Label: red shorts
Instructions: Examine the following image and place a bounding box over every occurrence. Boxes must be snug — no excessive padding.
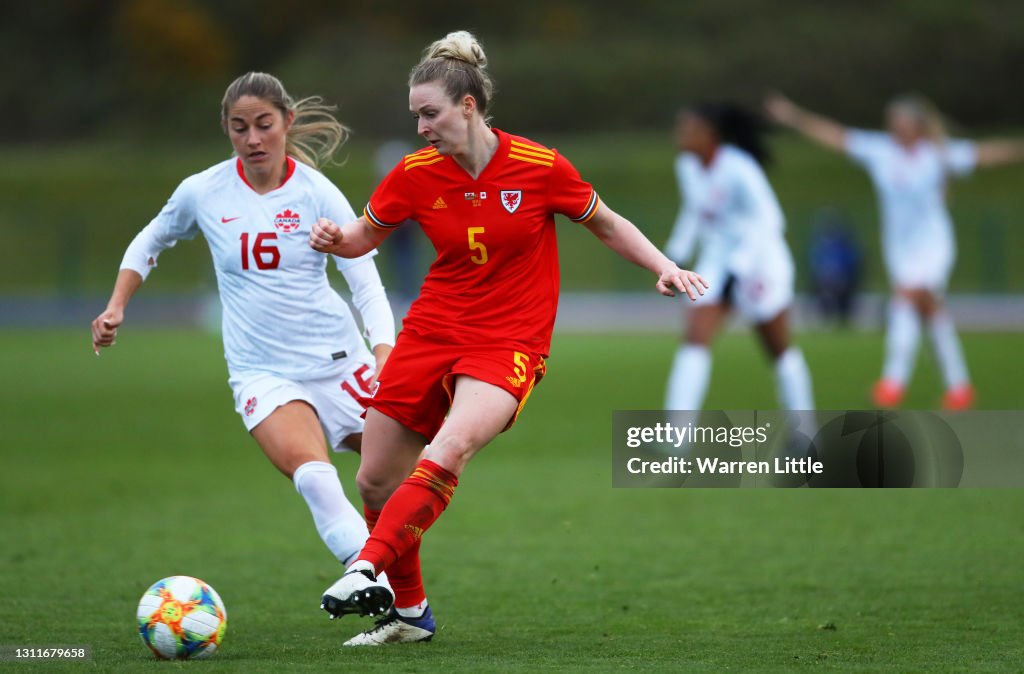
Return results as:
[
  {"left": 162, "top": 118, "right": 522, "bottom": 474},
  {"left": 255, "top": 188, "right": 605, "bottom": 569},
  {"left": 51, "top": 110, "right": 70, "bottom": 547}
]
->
[{"left": 368, "top": 330, "right": 547, "bottom": 440}]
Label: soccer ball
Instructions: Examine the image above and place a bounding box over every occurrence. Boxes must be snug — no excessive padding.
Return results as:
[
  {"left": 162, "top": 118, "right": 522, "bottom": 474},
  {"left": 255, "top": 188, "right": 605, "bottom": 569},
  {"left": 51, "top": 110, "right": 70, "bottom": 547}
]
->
[{"left": 136, "top": 576, "right": 227, "bottom": 659}]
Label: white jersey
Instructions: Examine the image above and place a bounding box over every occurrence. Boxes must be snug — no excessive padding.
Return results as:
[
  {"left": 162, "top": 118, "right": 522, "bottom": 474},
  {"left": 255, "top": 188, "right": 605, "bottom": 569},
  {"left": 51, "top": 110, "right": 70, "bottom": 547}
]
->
[
  {"left": 664, "top": 145, "right": 795, "bottom": 321},
  {"left": 121, "top": 157, "right": 393, "bottom": 380},
  {"left": 665, "top": 144, "right": 788, "bottom": 274},
  {"left": 845, "top": 130, "right": 976, "bottom": 287}
]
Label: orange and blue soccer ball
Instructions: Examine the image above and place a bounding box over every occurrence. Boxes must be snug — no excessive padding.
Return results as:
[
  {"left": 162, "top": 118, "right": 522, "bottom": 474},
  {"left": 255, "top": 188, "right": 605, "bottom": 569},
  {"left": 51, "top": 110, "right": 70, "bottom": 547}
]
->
[{"left": 137, "top": 576, "right": 227, "bottom": 659}]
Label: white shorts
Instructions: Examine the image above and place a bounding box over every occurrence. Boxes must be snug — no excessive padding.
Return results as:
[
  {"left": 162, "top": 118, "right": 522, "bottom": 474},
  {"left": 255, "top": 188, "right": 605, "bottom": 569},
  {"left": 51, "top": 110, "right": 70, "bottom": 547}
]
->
[
  {"left": 229, "top": 358, "right": 376, "bottom": 452},
  {"left": 693, "top": 243, "right": 795, "bottom": 323},
  {"left": 884, "top": 243, "right": 954, "bottom": 292}
]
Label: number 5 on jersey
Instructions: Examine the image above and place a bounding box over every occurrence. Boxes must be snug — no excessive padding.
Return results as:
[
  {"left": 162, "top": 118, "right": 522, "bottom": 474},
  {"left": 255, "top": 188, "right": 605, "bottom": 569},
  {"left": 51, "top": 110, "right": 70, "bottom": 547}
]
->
[
  {"left": 240, "top": 232, "right": 280, "bottom": 270},
  {"left": 467, "top": 227, "right": 488, "bottom": 265}
]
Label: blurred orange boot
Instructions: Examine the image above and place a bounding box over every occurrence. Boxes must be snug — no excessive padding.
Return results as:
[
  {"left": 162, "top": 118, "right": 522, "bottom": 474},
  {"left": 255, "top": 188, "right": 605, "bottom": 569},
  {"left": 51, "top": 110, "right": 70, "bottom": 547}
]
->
[
  {"left": 872, "top": 379, "right": 904, "bottom": 408},
  {"left": 942, "top": 385, "right": 975, "bottom": 411}
]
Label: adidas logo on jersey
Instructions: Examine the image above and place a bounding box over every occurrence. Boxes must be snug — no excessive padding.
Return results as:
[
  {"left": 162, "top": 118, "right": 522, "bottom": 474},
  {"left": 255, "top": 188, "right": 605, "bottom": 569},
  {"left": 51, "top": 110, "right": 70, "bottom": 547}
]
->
[{"left": 432, "top": 197, "right": 447, "bottom": 209}]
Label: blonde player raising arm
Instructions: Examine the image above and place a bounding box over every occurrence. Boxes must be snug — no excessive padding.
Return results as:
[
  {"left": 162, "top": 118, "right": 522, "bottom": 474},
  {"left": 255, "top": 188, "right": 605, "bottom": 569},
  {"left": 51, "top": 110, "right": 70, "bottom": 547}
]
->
[
  {"left": 767, "top": 93, "right": 1024, "bottom": 409},
  {"left": 91, "top": 73, "right": 396, "bottom": 581}
]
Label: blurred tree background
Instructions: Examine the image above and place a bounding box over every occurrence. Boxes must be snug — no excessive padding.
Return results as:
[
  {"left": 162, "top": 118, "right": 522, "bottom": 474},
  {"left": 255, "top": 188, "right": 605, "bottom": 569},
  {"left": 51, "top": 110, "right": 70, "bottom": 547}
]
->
[
  {"left": 6, "top": 0, "right": 1024, "bottom": 142},
  {"left": 2, "top": 1, "right": 1023, "bottom": 299}
]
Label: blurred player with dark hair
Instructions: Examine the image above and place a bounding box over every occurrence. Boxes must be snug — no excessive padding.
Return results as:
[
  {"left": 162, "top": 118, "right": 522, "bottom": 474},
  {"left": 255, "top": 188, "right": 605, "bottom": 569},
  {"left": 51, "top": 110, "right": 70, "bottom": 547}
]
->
[
  {"left": 664, "top": 103, "right": 814, "bottom": 414},
  {"left": 310, "top": 30, "right": 707, "bottom": 645},
  {"left": 767, "top": 93, "right": 1024, "bottom": 409}
]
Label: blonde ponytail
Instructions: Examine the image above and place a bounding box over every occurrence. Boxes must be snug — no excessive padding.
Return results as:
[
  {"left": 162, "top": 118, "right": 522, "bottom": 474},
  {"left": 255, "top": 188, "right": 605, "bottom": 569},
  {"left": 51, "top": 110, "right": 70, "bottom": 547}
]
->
[
  {"left": 221, "top": 72, "right": 349, "bottom": 169},
  {"left": 286, "top": 96, "right": 349, "bottom": 169}
]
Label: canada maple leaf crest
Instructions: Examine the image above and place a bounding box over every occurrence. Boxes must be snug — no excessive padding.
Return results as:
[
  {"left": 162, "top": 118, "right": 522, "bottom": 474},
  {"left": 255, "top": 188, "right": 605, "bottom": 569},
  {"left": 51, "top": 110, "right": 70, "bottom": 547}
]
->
[{"left": 274, "top": 209, "right": 301, "bottom": 233}]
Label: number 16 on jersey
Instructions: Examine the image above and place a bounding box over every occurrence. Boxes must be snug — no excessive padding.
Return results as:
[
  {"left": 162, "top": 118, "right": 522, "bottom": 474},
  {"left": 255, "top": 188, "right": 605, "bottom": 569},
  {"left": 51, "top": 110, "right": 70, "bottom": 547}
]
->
[{"left": 240, "top": 232, "right": 281, "bottom": 270}]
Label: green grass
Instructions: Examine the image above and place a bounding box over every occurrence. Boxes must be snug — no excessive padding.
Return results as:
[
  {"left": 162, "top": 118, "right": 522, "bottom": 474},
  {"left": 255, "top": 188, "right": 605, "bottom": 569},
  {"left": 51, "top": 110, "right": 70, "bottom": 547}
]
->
[
  {"left": 3, "top": 132, "right": 1024, "bottom": 295},
  {"left": 1, "top": 329, "right": 1022, "bottom": 671}
]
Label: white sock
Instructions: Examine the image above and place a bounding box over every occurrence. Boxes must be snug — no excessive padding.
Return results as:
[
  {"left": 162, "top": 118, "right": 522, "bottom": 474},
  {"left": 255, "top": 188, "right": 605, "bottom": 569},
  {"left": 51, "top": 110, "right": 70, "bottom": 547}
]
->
[
  {"left": 775, "top": 347, "right": 814, "bottom": 410},
  {"left": 346, "top": 559, "right": 375, "bottom": 576},
  {"left": 881, "top": 298, "right": 920, "bottom": 385},
  {"left": 666, "top": 344, "right": 711, "bottom": 410},
  {"left": 396, "top": 599, "right": 429, "bottom": 618},
  {"left": 928, "top": 309, "right": 969, "bottom": 389},
  {"left": 293, "top": 461, "right": 369, "bottom": 567}
]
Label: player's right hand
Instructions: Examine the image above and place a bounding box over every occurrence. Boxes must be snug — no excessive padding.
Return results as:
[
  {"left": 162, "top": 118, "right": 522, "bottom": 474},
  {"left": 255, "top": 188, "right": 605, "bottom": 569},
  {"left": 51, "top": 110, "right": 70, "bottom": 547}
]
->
[
  {"left": 310, "top": 217, "right": 343, "bottom": 254},
  {"left": 91, "top": 308, "right": 124, "bottom": 355}
]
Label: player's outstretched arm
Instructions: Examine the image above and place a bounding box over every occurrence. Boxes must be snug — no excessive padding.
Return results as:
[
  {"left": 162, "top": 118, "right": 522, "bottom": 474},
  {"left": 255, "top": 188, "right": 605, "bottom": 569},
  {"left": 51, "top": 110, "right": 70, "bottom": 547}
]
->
[
  {"left": 91, "top": 269, "right": 144, "bottom": 355},
  {"left": 583, "top": 202, "right": 707, "bottom": 300},
  {"left": 765, "top": 93, "right": 848, "bottom": 152},
  {"left": 310, "top": 215, "right": 389, "bottom": 258},
  {"left": 974, "top": 139, "right": 1024, "bottom": 168}
]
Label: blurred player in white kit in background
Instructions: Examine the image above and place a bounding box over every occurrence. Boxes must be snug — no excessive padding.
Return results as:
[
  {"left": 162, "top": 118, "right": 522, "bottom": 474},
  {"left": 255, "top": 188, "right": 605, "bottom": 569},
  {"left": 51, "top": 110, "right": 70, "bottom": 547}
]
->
[{"left": 767, "top": 93, "right": 1024, "bottom": 409}]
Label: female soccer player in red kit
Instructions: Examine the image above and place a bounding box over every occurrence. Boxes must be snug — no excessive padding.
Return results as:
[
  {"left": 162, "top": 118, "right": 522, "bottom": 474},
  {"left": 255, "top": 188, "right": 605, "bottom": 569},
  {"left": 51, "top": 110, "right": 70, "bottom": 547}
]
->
[{"left": 310, "top": 31, "right": 707, "bottom": 645}]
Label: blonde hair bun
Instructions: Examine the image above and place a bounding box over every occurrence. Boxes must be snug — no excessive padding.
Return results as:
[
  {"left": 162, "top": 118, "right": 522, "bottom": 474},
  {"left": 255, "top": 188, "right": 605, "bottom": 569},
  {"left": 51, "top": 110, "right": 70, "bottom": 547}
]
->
[
  {"left": 425, "top": 30, "right": 487, "bottom": 68},
  {"left": 410, "top": 31, "right": 495, "bottom": 118}
]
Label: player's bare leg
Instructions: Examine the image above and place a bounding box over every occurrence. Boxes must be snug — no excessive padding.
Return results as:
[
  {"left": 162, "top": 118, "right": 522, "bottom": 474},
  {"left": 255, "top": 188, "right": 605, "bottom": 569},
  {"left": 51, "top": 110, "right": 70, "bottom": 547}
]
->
[
  {"left": 251, "top": 401, "right": 377, "bottom": 574},
  {"left": 323, "top": 410, "right": 427, "bottom": 628},
  {"left": 875, "top": 288, "right": 922, "bottom": 407},
  {"left": 903, "top": 288, "right": 974, "bottom": 409},
  {"left": 754, "top": 309, "right": 814, "bottom": 411},
  {"left": 755, "top": 309, "right": 815, "bottom": 448},
  {"left": 251, "top": 401, "right": 330, "bottom": 477},
  {"left": 876, "top": 286, "right": 972, "bottom": 409},
  {"left": 343, "top": 433, "right": 362, "bottom": 454},
  {"left": 326, "top": 378, "right": 518, "bottom": 641},
  {"left": 339, "top": 410, "right": 436, "bottom": 639},
  {"left": 355, "top": 409, "right": 426, "bottom": 509},
  {"left": 422, "top": 376, "right": 519, "bottom": 473}
]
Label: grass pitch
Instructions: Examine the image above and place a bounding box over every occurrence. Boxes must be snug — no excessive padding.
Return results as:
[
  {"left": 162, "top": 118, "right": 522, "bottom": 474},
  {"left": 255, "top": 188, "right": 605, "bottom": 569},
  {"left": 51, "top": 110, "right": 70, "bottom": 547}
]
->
[{"left": 1, "top": 328, "right": 1022, "bottom": 671}]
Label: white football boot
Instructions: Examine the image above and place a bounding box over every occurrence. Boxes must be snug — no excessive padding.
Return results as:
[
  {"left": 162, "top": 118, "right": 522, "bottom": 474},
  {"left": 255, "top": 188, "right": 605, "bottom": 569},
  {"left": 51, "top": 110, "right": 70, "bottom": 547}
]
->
[
  {"left": 321, "top": 564, "right": 394, "bottom": 618},
  {"left": 344, "top": 606, "right": 436, "bottom": 646}
]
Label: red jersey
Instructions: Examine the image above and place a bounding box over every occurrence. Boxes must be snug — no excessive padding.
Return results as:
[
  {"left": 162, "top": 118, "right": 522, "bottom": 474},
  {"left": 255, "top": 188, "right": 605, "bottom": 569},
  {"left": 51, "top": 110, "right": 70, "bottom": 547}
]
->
[{"left": 365, "top": 129, "right": 599, "bottom": 356}]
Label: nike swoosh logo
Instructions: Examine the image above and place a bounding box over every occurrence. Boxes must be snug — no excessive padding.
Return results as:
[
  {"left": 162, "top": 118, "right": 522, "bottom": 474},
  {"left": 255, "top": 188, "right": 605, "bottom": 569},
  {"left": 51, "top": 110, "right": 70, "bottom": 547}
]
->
[{"left": 221, "top": 216, "right": 241, "bottom": 223}]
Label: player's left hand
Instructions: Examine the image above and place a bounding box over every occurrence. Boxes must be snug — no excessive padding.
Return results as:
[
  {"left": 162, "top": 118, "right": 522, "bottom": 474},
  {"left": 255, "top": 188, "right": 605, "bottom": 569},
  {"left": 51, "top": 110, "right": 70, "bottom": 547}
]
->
[
  {"left": 310, "top": 217, "right": 343, "bottom": 254},
  {"left": 656, "top": 267, "right": 708, "bottom": 300}
]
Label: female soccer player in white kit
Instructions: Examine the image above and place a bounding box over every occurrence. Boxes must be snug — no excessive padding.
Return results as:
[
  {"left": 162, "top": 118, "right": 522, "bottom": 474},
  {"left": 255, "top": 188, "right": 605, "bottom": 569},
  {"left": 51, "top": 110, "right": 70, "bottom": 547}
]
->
[
  {"left": 664, "top": 104, "right": 814, "bottom": 413},
  {"left": 91, "top": 72, "right": 396, "bottom": 573},
  {"left": 767, "top": 93, "right": 1024, "bottom": 409}
]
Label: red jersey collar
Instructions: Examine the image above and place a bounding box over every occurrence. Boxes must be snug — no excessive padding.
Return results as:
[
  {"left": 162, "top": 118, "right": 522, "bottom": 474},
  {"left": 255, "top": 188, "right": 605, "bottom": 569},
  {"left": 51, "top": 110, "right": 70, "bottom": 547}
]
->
[{"left": 236, "top": 156, "right": 296, "bottom": 193}]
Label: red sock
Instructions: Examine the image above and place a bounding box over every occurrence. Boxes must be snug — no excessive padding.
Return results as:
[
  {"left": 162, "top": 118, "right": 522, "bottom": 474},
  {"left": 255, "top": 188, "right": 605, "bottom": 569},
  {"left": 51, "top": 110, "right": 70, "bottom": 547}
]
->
[
  {"left": 364, "top": 505, "right": 426, "bottom": 608},
  {"left": 363, "top": 505, "right": 380, "bottom": 532},
  {"left": 358, "top": 459, "right": 458, "bottom": 575}
]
